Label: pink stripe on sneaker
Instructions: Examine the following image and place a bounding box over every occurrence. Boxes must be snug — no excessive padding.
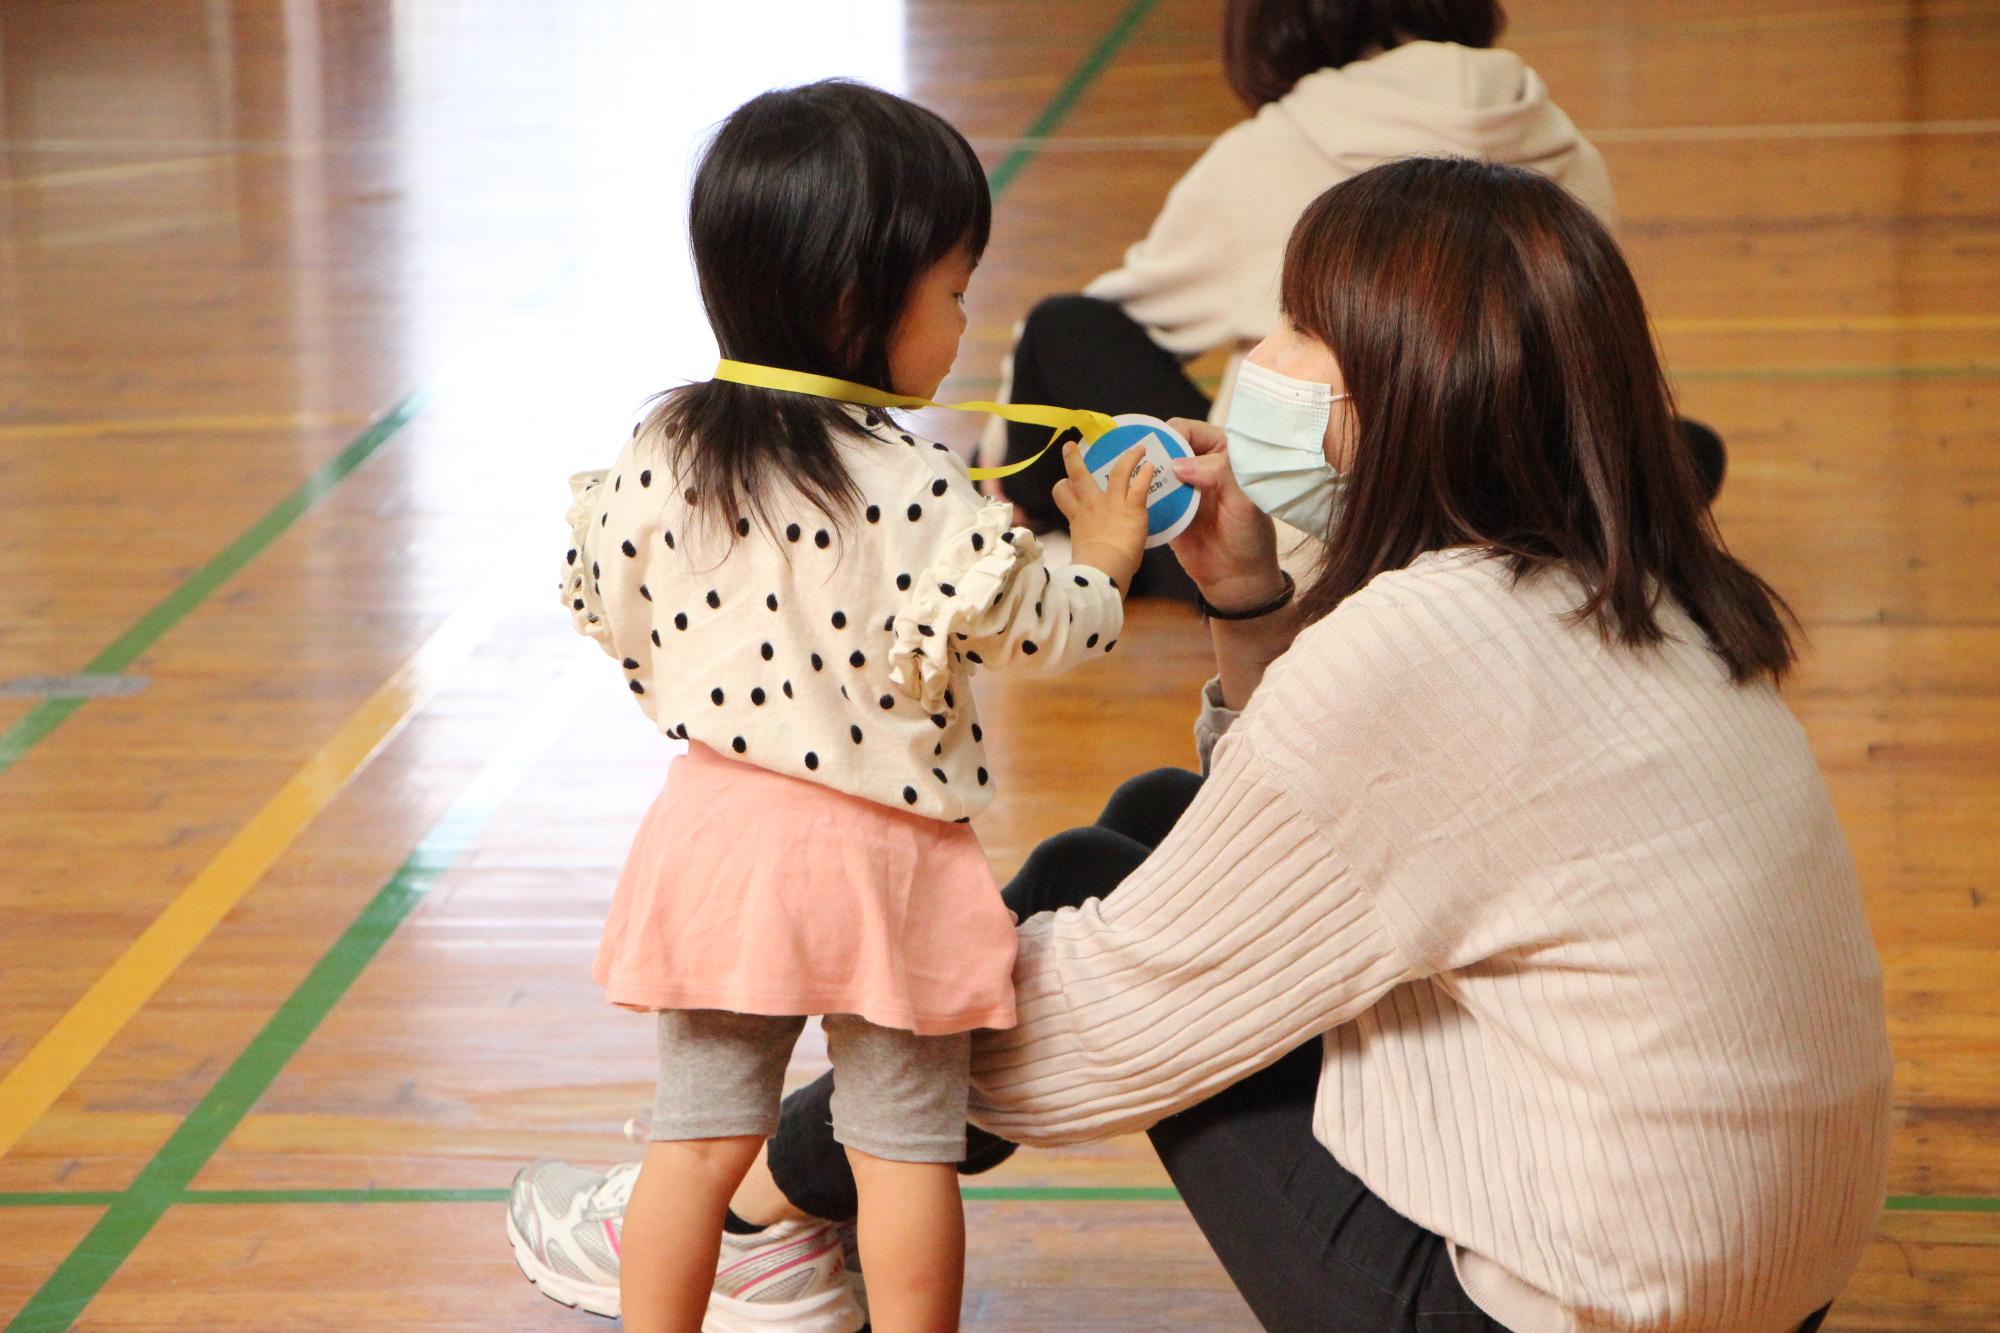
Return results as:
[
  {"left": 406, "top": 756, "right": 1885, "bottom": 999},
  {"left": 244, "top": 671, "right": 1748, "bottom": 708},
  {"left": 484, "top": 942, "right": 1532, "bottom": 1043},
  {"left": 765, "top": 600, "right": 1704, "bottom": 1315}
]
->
[
  {"left": 721, "top": 1239, "right": 837, "bottom": 1299},
  {"left": 604, "top": 1218, "right": 621, "bottom": 1257}
]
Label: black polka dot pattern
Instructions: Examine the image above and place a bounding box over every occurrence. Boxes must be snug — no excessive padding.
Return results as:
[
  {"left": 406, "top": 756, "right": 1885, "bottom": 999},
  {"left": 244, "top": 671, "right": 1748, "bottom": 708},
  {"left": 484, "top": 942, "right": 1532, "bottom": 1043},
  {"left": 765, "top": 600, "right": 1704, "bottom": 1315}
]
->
[
  {"left": 815, "top": 529, "right": 831, "bottom": 549},
  {"left": 849, "top": 650, "right": 866, "bottom": 668},
  {"left": 902, "top": 786, "right": 918, "bottom": 805},
  {"left": 732, "top": 736, "right": 747, "bottom": 754},
  {"left": 831, "top": 611, "right": 847, "bottom": 629},
  {"left": 751, "top": 687, "right": 766, "bottom": 705},
  {"left": 675, "top": 613, "right": 688, "bottom": 631},
  {"left": 766, "top": 593, "right": 779, "bottom": 611},
  {"left": 907, "top": 503, "right": 923, "bottom": 521},
  {"left": 786, "top": 523, "right": 802, "bottom": 542},
  {"left": 711, "top": 687, "right": 725, "bottom": 705},
  {"left": 761, "top": 642, "right": 774, "bottom": 661},
  {"left": 621, "top": 540, "right": 637, "bottom": 557},
  {"left": 879, "top": 694, "right": 895, "bottom": 710},
  {"left": 706, "top": 590, "right": 721, "bottom": 609},
  {"left": 737, "top": 517, "right": 751, "bottom": 537},
  {"left": 640, "top": 469, "right": 652, "bottom": 487},
  {"left": 850, "top": 724, "right": 864, "bottom": 744},
  {"left": 896, "top": 573, "right": 911, "bottom": 592},
  {"left": 866, "top": 504, "right": 881, "bottom": 523},
  {"left": 805, "top": 751, "right": 819, "bottom": 770},
  {"left": 930, "top": 479, "right": 948, "bottom": 497}
]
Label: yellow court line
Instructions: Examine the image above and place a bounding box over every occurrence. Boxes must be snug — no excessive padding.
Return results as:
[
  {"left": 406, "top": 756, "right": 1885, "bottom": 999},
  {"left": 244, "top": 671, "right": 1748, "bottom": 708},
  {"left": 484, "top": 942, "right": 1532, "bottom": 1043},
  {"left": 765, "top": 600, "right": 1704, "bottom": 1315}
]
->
[
  {"left": 0, "top": 587, "right": 507, "bottom": 1159},
  {"left": 0, "top": 413, "right": 373, "bottom": 441}
]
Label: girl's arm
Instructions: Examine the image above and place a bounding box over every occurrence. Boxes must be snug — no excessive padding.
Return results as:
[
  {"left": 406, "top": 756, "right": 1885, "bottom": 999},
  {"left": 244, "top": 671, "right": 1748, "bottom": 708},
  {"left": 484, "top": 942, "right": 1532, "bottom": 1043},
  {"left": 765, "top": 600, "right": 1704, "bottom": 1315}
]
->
[{"left": 890, "top": 446, "right": 1149, "bottom": 710}]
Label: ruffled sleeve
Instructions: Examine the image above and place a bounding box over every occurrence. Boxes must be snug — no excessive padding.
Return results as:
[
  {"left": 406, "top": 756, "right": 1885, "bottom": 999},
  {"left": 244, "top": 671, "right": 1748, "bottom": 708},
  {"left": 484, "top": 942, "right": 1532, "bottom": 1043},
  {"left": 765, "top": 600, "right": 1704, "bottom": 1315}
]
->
[
  {"left": 888, "top": 499, "right": 1125, "bottom": 713},
  {"left": 559, "top": 469, "right": 617, "bottom": 656}
]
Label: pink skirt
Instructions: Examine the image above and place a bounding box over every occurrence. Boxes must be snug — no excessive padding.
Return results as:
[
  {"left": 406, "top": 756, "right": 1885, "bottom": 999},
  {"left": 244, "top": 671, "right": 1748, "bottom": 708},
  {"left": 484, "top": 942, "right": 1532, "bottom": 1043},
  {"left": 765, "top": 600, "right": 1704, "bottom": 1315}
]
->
[{"left": 594, "top": 742, "right": 1018, "bottom": 1034}]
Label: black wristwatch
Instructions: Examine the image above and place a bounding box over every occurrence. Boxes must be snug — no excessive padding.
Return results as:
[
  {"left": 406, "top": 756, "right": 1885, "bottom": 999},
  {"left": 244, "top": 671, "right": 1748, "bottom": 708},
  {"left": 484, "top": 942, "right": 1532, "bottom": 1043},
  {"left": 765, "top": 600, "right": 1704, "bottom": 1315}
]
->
[{"left": 1196, "top": 570, "right": 1296, "bottom": 621}]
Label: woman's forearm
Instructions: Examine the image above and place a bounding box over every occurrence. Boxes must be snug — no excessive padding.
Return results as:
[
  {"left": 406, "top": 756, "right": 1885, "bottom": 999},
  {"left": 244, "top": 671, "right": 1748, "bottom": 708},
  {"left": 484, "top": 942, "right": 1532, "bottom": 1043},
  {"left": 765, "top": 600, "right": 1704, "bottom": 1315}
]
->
[{"left": 1209, "top": 584, "right": 1306, "bottom": 709}]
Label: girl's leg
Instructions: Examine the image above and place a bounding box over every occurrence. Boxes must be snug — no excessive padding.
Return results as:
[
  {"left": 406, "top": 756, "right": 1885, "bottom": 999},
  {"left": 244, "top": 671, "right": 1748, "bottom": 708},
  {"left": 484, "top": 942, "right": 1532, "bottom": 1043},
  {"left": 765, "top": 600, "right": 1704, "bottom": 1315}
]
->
[
  {"left": 823, "top": 1016, "right": 973, "bottom": 1331},
  {"left": 622, "top": 1135, "right": 765, "bottom": 1332},
  {"left": 629, "top": 1010, "right": 807, "bottom": 1330},
  {"left": 845, "top": 1150, "right": 964, "bottom": 1332}
]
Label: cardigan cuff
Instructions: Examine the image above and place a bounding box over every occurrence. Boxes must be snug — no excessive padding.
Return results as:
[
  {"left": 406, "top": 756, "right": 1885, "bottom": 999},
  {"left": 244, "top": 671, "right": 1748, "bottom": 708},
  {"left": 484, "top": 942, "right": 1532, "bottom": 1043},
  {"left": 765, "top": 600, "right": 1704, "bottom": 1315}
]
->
[{"left": 1193, "top": 675, "right": 1240, "bottom": 776}]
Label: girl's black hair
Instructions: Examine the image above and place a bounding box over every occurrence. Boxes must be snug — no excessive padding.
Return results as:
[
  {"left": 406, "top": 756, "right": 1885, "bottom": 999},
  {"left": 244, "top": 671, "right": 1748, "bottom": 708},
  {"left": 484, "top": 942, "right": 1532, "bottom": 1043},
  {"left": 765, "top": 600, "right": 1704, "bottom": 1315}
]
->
[{"left": 646, "top": 80, "right": 991, "bottom": 537}]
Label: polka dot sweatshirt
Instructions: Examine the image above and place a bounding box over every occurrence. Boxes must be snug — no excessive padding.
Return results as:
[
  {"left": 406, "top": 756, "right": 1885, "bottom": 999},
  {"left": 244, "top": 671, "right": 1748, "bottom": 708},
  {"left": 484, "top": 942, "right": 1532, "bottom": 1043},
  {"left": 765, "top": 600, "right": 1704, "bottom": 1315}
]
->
[{"left": 560, "top": 405, "right": 1125, "bottom": 822}]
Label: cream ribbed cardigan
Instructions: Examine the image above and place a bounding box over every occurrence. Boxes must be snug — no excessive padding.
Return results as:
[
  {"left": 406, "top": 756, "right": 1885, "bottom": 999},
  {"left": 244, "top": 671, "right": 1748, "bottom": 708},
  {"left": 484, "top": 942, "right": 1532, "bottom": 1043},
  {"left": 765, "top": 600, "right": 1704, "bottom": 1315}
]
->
[{"left": 968, "top": 550, "right": 1891, "bottom": 1333}]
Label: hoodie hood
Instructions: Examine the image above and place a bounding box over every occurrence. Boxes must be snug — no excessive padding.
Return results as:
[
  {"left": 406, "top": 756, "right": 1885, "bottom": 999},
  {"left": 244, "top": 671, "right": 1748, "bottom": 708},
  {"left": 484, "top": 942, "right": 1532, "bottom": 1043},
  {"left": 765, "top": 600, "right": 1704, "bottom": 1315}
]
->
[{"left": 1274, "top": 42, "right": 1609, "bottom": 219}]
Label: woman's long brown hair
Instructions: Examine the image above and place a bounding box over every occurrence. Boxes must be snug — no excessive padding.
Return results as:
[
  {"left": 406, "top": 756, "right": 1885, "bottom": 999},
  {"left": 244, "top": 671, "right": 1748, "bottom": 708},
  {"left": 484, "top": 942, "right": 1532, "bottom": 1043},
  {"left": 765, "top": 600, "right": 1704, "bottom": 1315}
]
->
[{"left": 1285, "top": 157, "right": 1796, "bottom": 683}]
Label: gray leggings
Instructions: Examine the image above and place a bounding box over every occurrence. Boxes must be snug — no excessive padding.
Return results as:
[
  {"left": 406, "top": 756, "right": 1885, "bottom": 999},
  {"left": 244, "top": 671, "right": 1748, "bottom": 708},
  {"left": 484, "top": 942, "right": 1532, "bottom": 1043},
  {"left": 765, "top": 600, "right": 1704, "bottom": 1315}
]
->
[{"left": 651, "top": 1010, "right": 970, "bottom": 1164}]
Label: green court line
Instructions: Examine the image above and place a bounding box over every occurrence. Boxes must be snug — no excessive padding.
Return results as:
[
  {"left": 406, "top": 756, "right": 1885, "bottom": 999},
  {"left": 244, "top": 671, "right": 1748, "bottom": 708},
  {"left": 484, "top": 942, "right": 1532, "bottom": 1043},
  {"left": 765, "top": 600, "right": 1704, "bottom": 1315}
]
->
[
  {"left": 3, "top": 17, "right": 1155, "bottom": 1330},
  {"left": 986, "top": 0, "right": 1157, "bottom": 197},
  {"left": 4, "top": 708, "right": 558, "bottom": 1332},
  {"left": 0, "top": 390, "right": 428, "bottom": 779}
]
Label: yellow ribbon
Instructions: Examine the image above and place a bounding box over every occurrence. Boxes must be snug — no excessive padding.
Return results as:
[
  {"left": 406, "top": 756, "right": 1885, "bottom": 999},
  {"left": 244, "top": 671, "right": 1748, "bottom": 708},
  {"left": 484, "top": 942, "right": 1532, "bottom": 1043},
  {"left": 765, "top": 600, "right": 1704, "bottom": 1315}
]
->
[{"left": 713, "top": 360, "right": 1117, "bottom": 481}]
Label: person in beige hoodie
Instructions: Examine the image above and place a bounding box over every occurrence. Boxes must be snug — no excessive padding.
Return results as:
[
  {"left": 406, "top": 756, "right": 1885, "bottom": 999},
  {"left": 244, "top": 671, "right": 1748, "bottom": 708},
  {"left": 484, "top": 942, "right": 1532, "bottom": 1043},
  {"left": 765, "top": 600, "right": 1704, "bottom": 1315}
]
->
[{"left": 982, "top": 0, "right": 1718, "bottom": 598}]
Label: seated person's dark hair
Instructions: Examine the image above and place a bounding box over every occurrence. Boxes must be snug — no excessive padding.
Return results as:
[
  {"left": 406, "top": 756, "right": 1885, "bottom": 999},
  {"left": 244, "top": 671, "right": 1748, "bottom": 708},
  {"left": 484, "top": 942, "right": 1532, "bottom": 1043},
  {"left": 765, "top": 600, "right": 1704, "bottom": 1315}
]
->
[{"left": 1223, "top": 0, "right": 1506, "bottom": 108}]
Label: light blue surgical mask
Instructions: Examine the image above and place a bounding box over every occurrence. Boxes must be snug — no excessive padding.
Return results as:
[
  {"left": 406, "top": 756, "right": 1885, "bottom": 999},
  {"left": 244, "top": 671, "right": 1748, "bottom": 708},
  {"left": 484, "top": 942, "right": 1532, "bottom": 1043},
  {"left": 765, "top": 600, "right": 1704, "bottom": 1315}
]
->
[{"left": 1224, "top": 359, "right": 1353, "bottom": 536}]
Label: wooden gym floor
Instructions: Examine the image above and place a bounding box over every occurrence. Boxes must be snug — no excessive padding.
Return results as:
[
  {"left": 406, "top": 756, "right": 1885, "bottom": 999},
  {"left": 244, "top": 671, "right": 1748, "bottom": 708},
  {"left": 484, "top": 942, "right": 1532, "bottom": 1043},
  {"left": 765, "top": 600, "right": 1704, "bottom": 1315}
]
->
[{"left": 0, "top": 1, "right": 1995, "bottom": 1328}]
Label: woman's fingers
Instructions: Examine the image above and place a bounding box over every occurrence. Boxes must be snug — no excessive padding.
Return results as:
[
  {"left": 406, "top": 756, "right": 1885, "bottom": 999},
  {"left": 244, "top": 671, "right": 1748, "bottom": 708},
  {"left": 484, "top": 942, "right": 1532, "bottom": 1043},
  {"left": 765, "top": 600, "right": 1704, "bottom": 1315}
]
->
[
  {"left": 1168, "top": 418, "right": 1226, "bottom": 456},
  {"left": 1171, "top": 450, "right": 1229, "bottom": 491}
]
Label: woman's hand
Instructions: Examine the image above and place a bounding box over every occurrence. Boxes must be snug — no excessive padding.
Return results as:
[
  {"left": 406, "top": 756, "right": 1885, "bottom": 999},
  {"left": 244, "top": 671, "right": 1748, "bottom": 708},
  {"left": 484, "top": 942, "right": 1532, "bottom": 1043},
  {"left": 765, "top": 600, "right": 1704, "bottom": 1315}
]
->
[
  {"left": 1054, "top": 440, "right": 1150, "bottom": 590},
  {"left": 1164, "top": 418, "right": 1284, "bottom": 610}
]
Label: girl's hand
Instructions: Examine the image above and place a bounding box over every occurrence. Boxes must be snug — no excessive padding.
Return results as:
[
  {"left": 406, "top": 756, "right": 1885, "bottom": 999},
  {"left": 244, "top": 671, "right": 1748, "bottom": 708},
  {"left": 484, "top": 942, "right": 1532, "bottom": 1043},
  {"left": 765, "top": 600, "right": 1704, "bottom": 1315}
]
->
[
  {"left": 1053, "top": 439, "right": 1150, "bottom": 590},
  {"left": 1164, "top": 418, "right": 1285, "bottom": 610}
]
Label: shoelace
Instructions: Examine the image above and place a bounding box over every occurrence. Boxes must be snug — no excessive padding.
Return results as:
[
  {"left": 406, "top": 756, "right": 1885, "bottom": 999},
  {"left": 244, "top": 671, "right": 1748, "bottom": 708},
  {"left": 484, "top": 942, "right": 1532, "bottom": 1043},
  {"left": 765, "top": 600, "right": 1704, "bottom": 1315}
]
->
[{"left": 590, "top": 1160, "right": 641, "bottom": 1211}]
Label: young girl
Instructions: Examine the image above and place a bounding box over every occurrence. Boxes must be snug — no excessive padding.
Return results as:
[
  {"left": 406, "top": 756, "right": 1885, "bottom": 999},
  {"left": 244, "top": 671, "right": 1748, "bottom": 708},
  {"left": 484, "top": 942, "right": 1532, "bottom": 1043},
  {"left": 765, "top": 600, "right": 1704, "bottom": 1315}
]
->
[{"left": 558, "top": 81, "right": 1154, "bottom": 1333}]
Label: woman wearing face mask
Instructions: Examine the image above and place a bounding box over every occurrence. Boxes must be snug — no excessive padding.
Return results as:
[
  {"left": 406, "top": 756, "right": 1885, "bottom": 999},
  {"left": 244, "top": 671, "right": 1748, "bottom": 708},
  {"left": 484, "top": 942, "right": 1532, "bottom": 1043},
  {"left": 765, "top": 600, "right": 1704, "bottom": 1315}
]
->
[{"left": 512, "top": 158, "right": 1887, "bottom": 1333}]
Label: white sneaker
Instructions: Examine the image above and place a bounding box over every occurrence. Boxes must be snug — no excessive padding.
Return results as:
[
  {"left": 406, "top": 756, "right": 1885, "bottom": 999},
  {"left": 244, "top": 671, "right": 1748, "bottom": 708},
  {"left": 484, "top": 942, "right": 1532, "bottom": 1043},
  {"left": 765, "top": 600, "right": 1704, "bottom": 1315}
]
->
[
  {"left": 507, "top": 1158, "right": 633, "bottom": 1318},
  {"left": 506, "top": 1157, "right": 866, "bottom": 1332}
]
